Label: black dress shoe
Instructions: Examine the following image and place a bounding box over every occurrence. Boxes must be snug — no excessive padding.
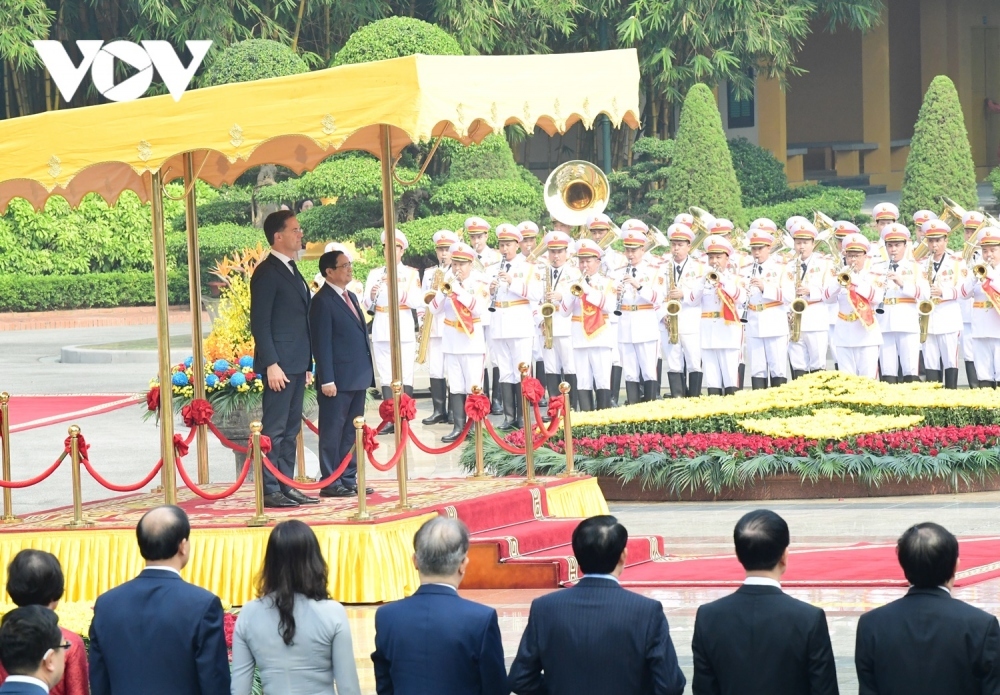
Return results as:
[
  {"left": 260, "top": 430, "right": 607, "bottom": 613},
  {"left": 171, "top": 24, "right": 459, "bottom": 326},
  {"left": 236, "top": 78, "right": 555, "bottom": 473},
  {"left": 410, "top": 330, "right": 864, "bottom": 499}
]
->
[
  {"left": 347, "top": 486, "right": 375, "bottom": 495},
  {"left": 319, "top": 486, "right": 355, "bottom": 498},
  {"left": 284, "top": 488, "right": 319, "bottom": 505},
  {"left": 263, "top": 492, "right": 299, "bottom": 508}
]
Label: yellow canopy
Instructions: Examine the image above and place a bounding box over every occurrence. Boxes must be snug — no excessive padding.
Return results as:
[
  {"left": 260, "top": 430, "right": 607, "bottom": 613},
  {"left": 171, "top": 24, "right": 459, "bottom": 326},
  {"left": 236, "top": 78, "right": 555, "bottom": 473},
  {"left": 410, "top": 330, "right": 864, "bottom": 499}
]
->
[{"left": 0, "top": 49, "right": 640, "bottom": 212}]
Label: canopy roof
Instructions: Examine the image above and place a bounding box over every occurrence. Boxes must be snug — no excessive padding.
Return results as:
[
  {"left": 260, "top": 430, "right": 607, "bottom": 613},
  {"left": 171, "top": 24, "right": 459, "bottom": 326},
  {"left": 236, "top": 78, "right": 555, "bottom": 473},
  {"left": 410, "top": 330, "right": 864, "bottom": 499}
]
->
[{"left": 0, "top": 49, "right": 640, "bottom": 212}]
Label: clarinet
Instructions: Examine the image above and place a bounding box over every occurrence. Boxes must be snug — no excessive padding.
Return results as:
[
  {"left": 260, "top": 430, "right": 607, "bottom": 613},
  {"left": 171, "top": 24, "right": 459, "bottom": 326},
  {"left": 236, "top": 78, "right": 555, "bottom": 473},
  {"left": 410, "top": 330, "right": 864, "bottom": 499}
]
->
[
  {"left": 741, "top": 261, "right": 758, "bottom": 324},
  {"left": 368, "top": 268, "right": 386, "bottom": 317}
]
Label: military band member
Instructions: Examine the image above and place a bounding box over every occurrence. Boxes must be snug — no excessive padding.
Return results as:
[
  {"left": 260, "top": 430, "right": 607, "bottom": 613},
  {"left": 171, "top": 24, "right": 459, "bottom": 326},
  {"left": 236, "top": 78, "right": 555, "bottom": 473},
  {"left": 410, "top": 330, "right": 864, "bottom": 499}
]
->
[
  {"left": 517, "top": 221, "right": 542, "bottom": 263},
  {"left": 785, "top": 224, "right": 833, "bottom": 377},
  {"left": 876, "top": 224, "right": 929, "bottom": 383},
  {"left": 518, "top": 220, "right": 550, "bottom": 402},
  {"left": 742, "top": 229, "right": 793, "bottom": 388},
  {"left": 657, "top": 223, "right": 705, "bottom": 398},
  {"left": 960, "top": 211, "right": 986, "bottom": 388},
  {"left": 920, "top": 219, "right": 965, "bottom": 388},
  {"left": 363, "top": 230, "right": 420, "bottom": 433},
  {"left": 613, "top": 227, "right": 662, "bottom": 402},
  {"left": 465, "top": 216, "right": 503, "bottom": 415},
  {"left": 540, "top": 231, "right": 581, "bottom": 404},
  {"left": 420, "top": 230, "right": 458, "bottom": 425},
  {"left": 697, "top": 235, "right": 747, "bottom": 395},
  {"left": 873, "top": 202, "right": 899, "bottom": 231},
  {"left": 561, "top": 240, "right": 616, "bottom": 410},
  {"left": 427, "top": 242, "right": 488, "bottom": 442},
  {"left": 489, "top": 224, "right": 540, "bottom": 430},
  {"left": 586, "top": 213, "right": 625, "bottom": 275},
  {"left": 824, "top": 233, "right": 884, "bottom": 379},
  {"left": 960, "top": 227, "right": 1000, "bottom": 388}
]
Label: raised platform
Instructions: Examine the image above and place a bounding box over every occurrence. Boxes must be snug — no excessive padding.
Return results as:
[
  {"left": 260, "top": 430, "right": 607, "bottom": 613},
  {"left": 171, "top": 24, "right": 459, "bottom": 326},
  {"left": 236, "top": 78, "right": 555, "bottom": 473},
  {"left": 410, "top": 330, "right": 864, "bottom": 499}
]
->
[{"left": 0, "top": 477, "right": 607, "bottom": 605}]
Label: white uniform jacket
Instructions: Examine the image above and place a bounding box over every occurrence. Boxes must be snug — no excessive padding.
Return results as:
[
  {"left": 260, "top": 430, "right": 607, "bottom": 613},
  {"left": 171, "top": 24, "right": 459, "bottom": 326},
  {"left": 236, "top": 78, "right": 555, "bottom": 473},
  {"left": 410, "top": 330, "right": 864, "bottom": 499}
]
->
[{"left": 363, "top": 265, "right": 419, "bottom": 343}]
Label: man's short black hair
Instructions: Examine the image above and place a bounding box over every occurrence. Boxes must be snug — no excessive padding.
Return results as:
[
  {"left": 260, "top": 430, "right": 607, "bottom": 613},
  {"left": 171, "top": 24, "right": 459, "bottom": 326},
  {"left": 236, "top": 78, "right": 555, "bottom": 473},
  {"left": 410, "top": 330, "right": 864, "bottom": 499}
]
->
[
  {"left": 897, "top": 522, "right": 959, "bottom": 588},
  {"left": 263, "top": 210, "right": 297, "bottom": 246},
  {"left": 734, "top": 509, "right": 790, "bottom": 571},
  {"left": 572, "top": 515, "right": 628, "bottom": 575},
  {"left": 0, "top": 605, "right": 62, "bottom": 676},
  {"left": 136, "top": 505, "right": 190, "bottom": 561},
  {"left": 318, "top": 251, "right": 344, "bottom": 277},
  {"left": 6, "top": 550, "right": 64, "bottom": 607}
]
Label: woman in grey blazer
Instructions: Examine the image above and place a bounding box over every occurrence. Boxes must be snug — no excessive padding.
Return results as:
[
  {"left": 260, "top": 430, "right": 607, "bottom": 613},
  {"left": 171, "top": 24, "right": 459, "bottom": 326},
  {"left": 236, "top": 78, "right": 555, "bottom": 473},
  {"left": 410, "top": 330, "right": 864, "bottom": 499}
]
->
[{"left": 231, "top": 520, "right": 361, "bottom": 695}]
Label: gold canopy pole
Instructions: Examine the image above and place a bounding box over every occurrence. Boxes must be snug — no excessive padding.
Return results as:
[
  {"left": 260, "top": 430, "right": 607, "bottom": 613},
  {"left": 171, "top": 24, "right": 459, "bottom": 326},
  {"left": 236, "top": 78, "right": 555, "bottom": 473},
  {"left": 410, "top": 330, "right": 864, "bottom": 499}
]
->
[
  {"left": 183, "top": 153, "right": 210, "bottom": 484},
  {"left": 151, "top": 171, "right": 177, "bottom": 505},
  {"left": 378, "top": 125, "right": 409, "bottom": 509}
]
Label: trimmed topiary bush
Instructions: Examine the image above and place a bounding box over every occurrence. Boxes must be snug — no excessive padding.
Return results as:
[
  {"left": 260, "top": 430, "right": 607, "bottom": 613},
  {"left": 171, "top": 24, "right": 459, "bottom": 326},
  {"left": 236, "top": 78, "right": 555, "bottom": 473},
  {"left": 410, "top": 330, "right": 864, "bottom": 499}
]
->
[
  {"left": 297, "top": 199, "right": 384, "bottom": 243},
  {"left": 447, "top": 134, "right": 520, "bottom": 181},
  {"left": 430, "top": 179, "right": 544, "bottom": 222},
  {"left": 899, "top": 75, "right": 978, "bottom": 222},
  {"left": 744, "top": 186, "right": 868, "bottom": 228},
  {"left": 989, "top": 166, "right": 1000, "bottom": 201},
  {"left": 728, "top": 137, "right": 790, "bottom": 207},
  {"left": 0, "top": 271, "right": 189, "bottom": 312},
  {"left": 202, "top": 39, "right": 308, "bottom": 87},
  {"left": 166, "top": 223, "right": 265, "bottom": 287},
  {"left": 333, "top": 17, "right": 463, "bottom": 66},
  {"left": 608, "top": 137, "right": 673, "bottom": 220},
  {"left": 663, "top": 84, "right": 744, "bottom": 223}
]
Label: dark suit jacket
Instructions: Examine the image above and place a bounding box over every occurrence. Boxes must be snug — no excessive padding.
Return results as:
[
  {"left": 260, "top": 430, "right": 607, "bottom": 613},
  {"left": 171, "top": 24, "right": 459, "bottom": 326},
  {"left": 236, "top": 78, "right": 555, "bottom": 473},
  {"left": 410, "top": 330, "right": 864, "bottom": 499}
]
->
[
  {"left": 0, "top": 682, "right": 48, "bottom": 695},
  {"left": 691, "top": 583, "right": 838, "bottom": 695},
  {"left": 88, "top": 568, "right": 230, "bottom": 695},
  {"left": 508, "top": 576, "right": 685, "bottom": 695},
  {"left": 855, "top": 586, "right": 1000, "bottom": 695},
  {"left": 371, "top": 584, "right": 508, "bottom": 695},
  {"left": 309, "top": 282, "right": 375, "bottom": 392},
  {"left": 250, "top": 252, "right": 312, "bottom": 375}
]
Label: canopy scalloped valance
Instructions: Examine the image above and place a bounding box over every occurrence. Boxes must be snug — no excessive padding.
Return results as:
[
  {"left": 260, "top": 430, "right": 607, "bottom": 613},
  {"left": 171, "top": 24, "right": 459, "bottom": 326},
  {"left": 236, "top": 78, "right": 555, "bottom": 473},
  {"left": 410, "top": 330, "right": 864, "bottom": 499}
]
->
[{"left": 0, "top": 49, "right": 641, "bottom": 212}]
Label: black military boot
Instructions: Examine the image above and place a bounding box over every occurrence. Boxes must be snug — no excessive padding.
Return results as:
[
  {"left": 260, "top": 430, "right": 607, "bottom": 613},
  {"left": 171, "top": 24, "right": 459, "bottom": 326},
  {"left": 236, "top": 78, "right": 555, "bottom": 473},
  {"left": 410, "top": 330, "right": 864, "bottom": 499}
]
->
[
  {"left": 944, "top": 367, "right": 959, "bottom": 390},
  {"left": 925, "top": 369, "right": 942, "bottom": 384},
  {"left": 770, "top": 377, "right": 786, "bottom": 387},
  {"left": 881, "top": 375, "right": 898, "bottom": 384},
  {"left": 625, "top": 381, "right": 641, "bottom": 405},
  {"left": 610, "top": 365, "right": 623, "bottom": 407},
  {"left": 498, "top": 383, "right": 516, "bottom": 430},
  {"left": 707, "top": 388, "right": 723, "bottom": 396},
  {"left": 751, "top": 377, "right": 768, "bottom": 390},
  {"left": 667, "top": 372, "right": 685, "bottom": 398},
  {"left": 687, "top": 371, "right": 703, "bottom": 398},
  {"left": 441, "top": 394, "right": 467, "bottom": 443},
  {"left": 738, "top": 363, "right": 746, "bottom": 389},
  {"left": 791, "top": 369, "right": 805, "bottom": 381},
  {"left": 511, "top": 383, "right": 524, "bottom": 428},
  {"left": 966, "top": 360, "right": 980, "bottom": 389},
  {"left": 421, "top": 378, "right": 448, "bottom": 425},
  {"left": 380, "top": 386, "right": 395, "bottom": 435},
  {"left": 535, "top": 361, "right": 548, "bottom": 408},
  {"left": 595, "top": 389, "right": 612, "bottom": 410},
  {"left": 643, "top": 379, "right": 660, "bottom": 402},
  {"left": 578, "top": 390, "right": 595, "bottom": 411},
  {"left": 490, "top": 367, "right": 503, "bottom": 415},
  {"left": 724, "top": 386, "right": 739, "bottom": 396}
]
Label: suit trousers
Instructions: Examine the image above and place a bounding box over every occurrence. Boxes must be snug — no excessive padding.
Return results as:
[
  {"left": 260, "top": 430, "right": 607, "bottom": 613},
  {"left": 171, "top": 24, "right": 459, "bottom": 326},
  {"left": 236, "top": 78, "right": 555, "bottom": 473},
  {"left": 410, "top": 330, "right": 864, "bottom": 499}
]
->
[
  {"left": 260, "top": 372, "right": 305, "bottom": 495},
  {"left": 788, "top": 330, "right": 828, "bottom": 371},
  {"left": 923, "top": 331, "right": 960, "bottom": 370},
  {"left": 880, "top": 331, "right": 920, "bottom": 377},
  {"left": 703, "top": 348, "right": 740, "bottom": 389},
  {"left": 575, "top": 346, "right": 612, "bottom": 390},
  {"left": 494, "top": 337, "right": 533, "bottom": 383},
  {"left": 974, "top": 337, "right": 1000, "bottom": 381},
  {"left": 748, "top": 335, "right": 788, "bottom": 379},
  {"left": 661, "top": 330, "right": 701, "bottom": 374},
  {"left": 837, "top": 345, "right": 879, "bottom": 379},
  {"left": 318, "top": 388, "right": 366, "bottom": 489}
]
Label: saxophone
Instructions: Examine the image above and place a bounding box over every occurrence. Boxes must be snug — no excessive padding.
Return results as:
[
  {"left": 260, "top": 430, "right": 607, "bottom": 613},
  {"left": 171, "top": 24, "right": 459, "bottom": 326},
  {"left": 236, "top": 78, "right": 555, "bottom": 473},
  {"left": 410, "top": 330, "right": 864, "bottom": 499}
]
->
[
  {"left": 918, "top": 259, "right": 935, "bottom": 344},
  {"left": 541, "top": 267, "right": 555, "bottom": 349},
  {"left": 415, "top": 268, "right": 444, "bottom": 364},
  {"left": 663, "top": 262, "right": 681, "bottom": 344},
  {"left": 789, "top": 257, "right": 807, "bottom": 343}
]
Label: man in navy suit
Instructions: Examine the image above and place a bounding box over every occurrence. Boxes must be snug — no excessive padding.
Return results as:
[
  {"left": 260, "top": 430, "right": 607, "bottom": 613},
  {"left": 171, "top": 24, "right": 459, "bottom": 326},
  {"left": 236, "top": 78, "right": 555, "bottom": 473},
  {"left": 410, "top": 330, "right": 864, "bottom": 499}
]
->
[
  {"left": 250, "top": 210, "right": 316, "bottom": 508},
  {"left": 855, "top": 522, "right": 1000, "bottom": 694},
  {"left": 508, "top": 515, "right": 686, "bottom": 695},
  {"left": 0, "top": 606, "right": 67, "bottom": 695},
  {"left": 310, "top": 250, "right": 376, "bottom": 497},
  {"left": 691, "top": 509, "right": 838, "bottom": 695},
  {"left": 372, "top": 517, "right": 508, "bottom": 695},
  {"left": 88, "top": 506, "right": 230, "bottom": 695}
]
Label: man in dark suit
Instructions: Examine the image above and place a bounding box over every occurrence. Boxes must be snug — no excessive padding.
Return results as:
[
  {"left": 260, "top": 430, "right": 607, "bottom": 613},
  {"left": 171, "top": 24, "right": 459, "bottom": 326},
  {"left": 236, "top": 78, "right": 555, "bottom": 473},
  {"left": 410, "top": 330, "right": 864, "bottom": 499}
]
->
[
  {"left": 691, "top": 509, "right": 838, "bottom": 695},
  {"left": 310, "top": 250, "right": 376, "bottom": 497},
  {"left": 250, "top": 210, "right": 316, "bottom": 508},
  {"left": 0, "top": 606, "right": 66, "bottom": 695},
  {"left": 508, "top": 515, "right": 686, "bottom": 695},
  {"left": 88, "top": 506, "right": 230, "bottom": 695},
  {"left": 855, "top": 522, "right": 1000, "bottom": 694},
  {"left": 372, "top": 517, "right": 507, "bottom": 695}
]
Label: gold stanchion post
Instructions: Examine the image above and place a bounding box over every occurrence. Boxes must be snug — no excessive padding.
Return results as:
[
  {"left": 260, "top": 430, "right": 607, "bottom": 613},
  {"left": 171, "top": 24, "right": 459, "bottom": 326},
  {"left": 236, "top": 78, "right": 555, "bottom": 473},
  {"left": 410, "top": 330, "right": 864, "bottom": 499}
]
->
[
  {"left": 247, "top": 421, "right": 270, "bottom": 527},
  {"left": 557, "top": 381, "right": 578, "bottom": 477},
  {"left": 294, "top": 429, "right": 311, "bottom": 482},
  {"left": 350, "top": 417, "right": 371, "bottom": 521},
  {"left": 151, "top": 171, "right": 177, "bottom": 505},
  {"left": 519, "top": 363, "right": 536, "bottom": 484},
  {"left": 0, "top": 393, "right": 19, "bottom": 523},
  {"left": 65, "top": 426, "right": 92, "bottom": 529},
  {"left": 470, "top": 385, "right": 488, "bottom": 479},
  {"left": 183, "top": 153, "right": 210, "bottom": 486},
  {"left": 391, "top": 380, "right": 410, "bottom": 510}
]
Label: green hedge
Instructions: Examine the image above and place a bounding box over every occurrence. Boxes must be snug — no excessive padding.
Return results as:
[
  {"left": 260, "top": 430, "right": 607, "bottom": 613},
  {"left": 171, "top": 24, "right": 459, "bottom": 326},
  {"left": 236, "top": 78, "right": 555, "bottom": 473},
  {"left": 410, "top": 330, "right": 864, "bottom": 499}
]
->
[
  {"left": 989, "top": 166, "right": 1000, "bottom": 201},
  {"left": 430, "top": 178, "right": 544, "bottom": 222},
  {"left": 0, "top": 271, "right": 190, "bottom": 312},
  {"left": 744, "top": 186, "right": 868, "bottom": 227},
  {"left": 297, "top": 199, "right": 384, "bottom": 242},
  {"left": 166, "top": 223, "right": 265, "bottom": 286},
  {"left": 332, "top": 17, "right": 463, "bottom": 66},
  {"left": 729, "top": 137, "right": 790, "bottom": 207}
]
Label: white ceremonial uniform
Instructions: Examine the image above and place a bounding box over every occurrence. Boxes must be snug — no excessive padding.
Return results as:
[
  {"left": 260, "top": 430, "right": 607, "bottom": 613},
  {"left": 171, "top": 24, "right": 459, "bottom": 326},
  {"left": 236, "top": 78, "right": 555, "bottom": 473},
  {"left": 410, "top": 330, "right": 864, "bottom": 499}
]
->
[
  {"left": 742, "top": 257, "right": 794, "bottom": 379},
  {"left": 922, "top": 253, "right": 965, "bottom": 371},
  {"left": 363, "top": 264, "right": 420, "bottom": 386},
  {"left": 428, "top": 277, "right": 488, "bottom": 394},
  {"left": 490, "top": 257, "right": 541, "bottom": 383},
  {"left": 656, "top": 257, "right": 705, "bottom": 373},
  {"left": 612, "top": 261, "right": 662, "bottom": 382},
  {"left": 421, "top": 265, "right": 452, "bottom": 380},
  {"left": 961, "top": 265, "right": 1000, "bottom": 381},
  {"left": 542, "top": 263, "right": 582, "bottom": 375},
  {"left": 561, "top": 274, "right": 616, "bottom": 390},
  {"left": 877, "top": 259, "right": 929, "bottom": 378},
  {"left": 824, "top": 269, "right": 884, "bottom": 378},
  {"left": 960, "top": 249, "right": 983, "bottom": 363},
  {"left": 786, "top": 254, "right": 833, "bottom": 372},
  {"left": 694, "top": 271, "right": 747, "bottom": 389},
  {"left": 601, "top": 248, "right": 626, "bottom": 277},
  {"left": 476, "top": 250, "right": 501, "bottom": 372}
]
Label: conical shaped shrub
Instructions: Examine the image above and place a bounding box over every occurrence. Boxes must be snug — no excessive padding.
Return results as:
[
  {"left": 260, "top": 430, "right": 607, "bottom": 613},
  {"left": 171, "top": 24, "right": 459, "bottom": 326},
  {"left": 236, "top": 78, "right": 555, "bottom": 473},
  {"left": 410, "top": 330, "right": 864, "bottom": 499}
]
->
[
  {"left": 899, "top": 75, "right": 978, "bottom": 221},
  {"left": 663, "top": 83, "right": 744, "bottom": 223}
]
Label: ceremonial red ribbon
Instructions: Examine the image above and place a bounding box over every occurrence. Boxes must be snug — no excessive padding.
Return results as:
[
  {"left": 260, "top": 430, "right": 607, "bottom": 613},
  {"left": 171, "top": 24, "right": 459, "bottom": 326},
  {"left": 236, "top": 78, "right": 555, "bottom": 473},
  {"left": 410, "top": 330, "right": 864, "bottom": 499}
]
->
[
  {"left": 983, "top": 278, "right": 1000, "bottom": 317},
  {"left": 146, "top": 386, "right": 160, "bottom": 412},
  {"left": 181, "top": 399, "right": 214, "bottom": 427},
  {"left": 450, "top": 295, "right": 476, "bottom": 335},
  {"left": 465, "top": 393, "right": 492, "bottom": 421},
  {"left": 378, "top": 392, "right": 417, "bottom": 422},
  {"left": 581, "top": 297, "right": 606, "bottom": 337},
  {"left": 717, "top": 287, "right": 740, "bottom": 324},
  {"left": 522, "top": 377, "right": 545, "bottom": 404},
  {"left": 848, "top": 287, "right": 876, "bottom": 329}
]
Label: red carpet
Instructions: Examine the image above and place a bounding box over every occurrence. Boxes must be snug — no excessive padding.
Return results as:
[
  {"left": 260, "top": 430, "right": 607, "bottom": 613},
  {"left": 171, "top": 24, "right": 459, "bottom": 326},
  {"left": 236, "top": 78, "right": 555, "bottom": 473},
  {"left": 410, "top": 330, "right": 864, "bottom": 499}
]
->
[
  {"left": 618, "top": 537, "right": 1000, "bottom": 588},
  {"left": 4, "top": 394, "right": 142, "bottom": 433}
]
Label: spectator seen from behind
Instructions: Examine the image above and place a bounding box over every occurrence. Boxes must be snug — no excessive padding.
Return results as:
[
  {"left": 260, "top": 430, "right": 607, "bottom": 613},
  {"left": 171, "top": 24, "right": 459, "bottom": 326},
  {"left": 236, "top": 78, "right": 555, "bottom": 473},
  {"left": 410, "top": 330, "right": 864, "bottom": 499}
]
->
[{"left": 0, "top": 606, "right": 68, "bottom": 695}]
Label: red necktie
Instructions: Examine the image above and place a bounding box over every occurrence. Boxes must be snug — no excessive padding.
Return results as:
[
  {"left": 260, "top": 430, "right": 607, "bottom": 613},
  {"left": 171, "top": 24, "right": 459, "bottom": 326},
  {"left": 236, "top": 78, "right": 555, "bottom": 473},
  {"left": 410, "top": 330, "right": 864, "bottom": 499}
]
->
[{"left": 342, "top": 290, "right": 360, "bottom": 320}]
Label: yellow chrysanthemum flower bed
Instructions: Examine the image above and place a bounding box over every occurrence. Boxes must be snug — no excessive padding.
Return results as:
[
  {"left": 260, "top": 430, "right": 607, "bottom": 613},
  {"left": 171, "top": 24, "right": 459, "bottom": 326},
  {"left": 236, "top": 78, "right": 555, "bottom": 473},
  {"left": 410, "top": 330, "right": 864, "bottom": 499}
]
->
[{"left": 738, "top": 408, "right": 925, "bottom": 439}]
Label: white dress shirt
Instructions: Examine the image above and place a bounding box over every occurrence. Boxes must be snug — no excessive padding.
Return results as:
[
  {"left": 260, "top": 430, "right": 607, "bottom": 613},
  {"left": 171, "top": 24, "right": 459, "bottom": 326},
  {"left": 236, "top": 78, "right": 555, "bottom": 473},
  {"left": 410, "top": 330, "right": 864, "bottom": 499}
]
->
[
  {"left": 269, "top": 249, "right": 296, "bottom": 274},
  {"left": 143, "top": 565, "right": 182, "bottom": 576},
  {"left": 743, "top": 576, "right": 782, "bottom": 589}
]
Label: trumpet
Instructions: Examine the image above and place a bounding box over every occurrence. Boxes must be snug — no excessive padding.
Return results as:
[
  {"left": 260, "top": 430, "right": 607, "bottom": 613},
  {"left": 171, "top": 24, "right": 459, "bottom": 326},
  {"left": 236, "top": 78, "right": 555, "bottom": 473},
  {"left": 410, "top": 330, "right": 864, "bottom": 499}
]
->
[
  {"left": 416, "top": 268, "right": 445, "bottom": 364},
  {"left": 918, "top": 299, "right": 934, "bottom": 344},
  {"left": 973, "top": 263, "right": 989, "bottom": 279},
  {"left": 789, "top": 297, "right": 808, "bottom": 343},
  {"left": 706, "top": 270, "right": 720, "bottom": 284},
  {"left": 570, "top": 282, "right": 586, "bottom": 297},
  {"left": 837, "top": 269, "right": 853, "bottom": 287},
  {"left": 441, "top": 280, "right": 454, "bottom": 295}
]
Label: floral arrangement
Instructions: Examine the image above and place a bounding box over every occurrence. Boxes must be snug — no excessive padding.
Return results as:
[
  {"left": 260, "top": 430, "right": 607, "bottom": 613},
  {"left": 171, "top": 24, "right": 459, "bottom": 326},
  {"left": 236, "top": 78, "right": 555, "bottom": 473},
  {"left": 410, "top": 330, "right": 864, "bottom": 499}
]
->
[
  {"left": 205, "top": 246, "right": 265, "bottom": 363},
  {"left": 737, "top": 408, "right": 925, "bottom": 439},
  {"left": 144, "top": 355, "right": 265, "bottom": 420}
]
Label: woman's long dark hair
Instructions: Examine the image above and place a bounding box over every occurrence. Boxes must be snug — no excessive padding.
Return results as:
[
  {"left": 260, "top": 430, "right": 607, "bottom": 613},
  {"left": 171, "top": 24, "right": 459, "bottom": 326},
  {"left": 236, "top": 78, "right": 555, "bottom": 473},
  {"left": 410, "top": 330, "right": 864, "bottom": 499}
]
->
[{"left": 256, "top": 520, "right": 330, "bottom": 645}]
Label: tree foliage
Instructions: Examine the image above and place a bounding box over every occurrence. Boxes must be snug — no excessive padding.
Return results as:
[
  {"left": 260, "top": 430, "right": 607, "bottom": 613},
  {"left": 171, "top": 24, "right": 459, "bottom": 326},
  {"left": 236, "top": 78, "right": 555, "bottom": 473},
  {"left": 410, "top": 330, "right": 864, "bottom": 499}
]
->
[
  {"left": 332, "top": 16, "right": 463, "bottom": 66},
  {"left": 202, "top": 39, "right": 309, "bottom": 86},
  {"left": 662, "top": 84, "right": 743, "bottom": 223},
  {"left": 899, "top": 75, "right": 978, "bottom": 222},
  {"left": 607, "top": 137, "right": 673, "bottom": 220}
]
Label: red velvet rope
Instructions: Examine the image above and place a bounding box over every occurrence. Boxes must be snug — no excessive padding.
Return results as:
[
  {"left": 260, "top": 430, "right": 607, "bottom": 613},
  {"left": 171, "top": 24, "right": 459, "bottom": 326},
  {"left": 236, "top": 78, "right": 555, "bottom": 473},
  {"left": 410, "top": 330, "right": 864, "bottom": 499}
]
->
[
  {"left": 484, "top": 413, "right": 562, "bottom": 455},
  {"left": 302, "top": 417, "right": 320, "bottom": 435},
  {"left": 206, "top": 422, "right": 249, "bottom": 453},
  {"left": 175, "top": 455, "right": 251, "bottom": 500},
  {"left": 0, "top": 453, "right": 66, "bottom": 488},
  {"left": 533, "top": 403, "right": 563, "bottom": 438},
  {"left": 83, "top": 456, "right": 163, "bottom": 493},
  {"left": 366, "top": 421, "right": 408, "bottom": 471},
  {"left": 260, "top": 448, "right": 355, "bottom": 491},
  {"left": 407, "top": 420, "right": 473, "bottom": 455}
]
